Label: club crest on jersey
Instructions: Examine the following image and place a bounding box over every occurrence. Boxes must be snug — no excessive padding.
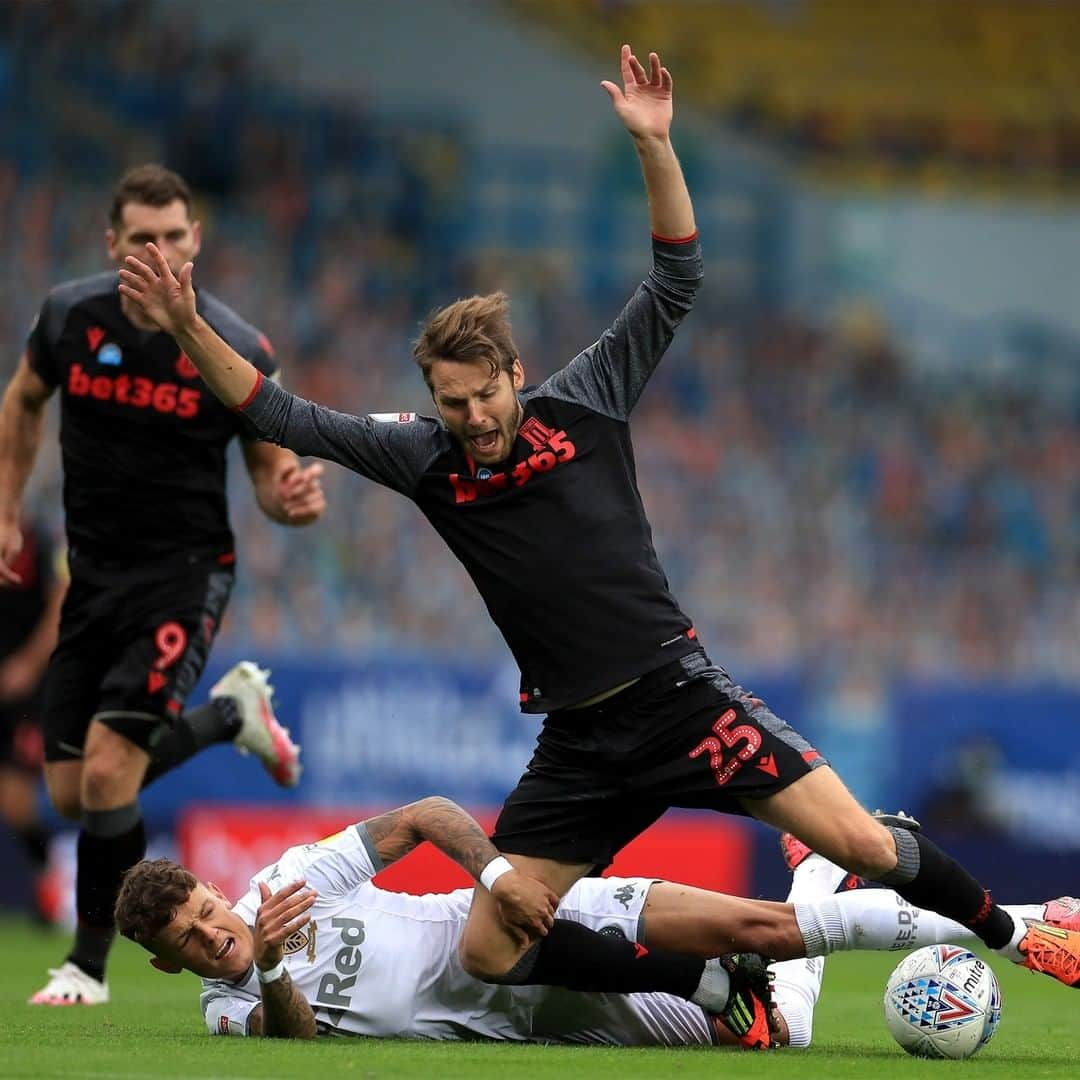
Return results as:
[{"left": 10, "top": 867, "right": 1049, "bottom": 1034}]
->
[
  {"left": 283, "top": 927, "right": 311, "bottom": 955},
  {"left": 97, "top": 343, "right": 123, "bottom": 366}
]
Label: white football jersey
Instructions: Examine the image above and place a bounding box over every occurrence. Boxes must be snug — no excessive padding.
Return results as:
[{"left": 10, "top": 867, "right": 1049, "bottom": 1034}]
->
[{"left": 201, "top": 824, "right": 716, "bottom": 1047}]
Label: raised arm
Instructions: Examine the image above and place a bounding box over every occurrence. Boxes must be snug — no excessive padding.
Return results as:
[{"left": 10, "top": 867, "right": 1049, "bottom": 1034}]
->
[
  {"left": 119, "top": 245, "right": 438, "bottom": 495},
  {"left": 0, "top": 355, "right": 54, "bottom": 585},
  {"left": 118, "top": 244, "right": 258, "bottom": 407},
  {"left": 601, "top": 44, "right": 695, "bottom": 240},
  {"left": 363, "top": 796, "right": 558, "bottom": 944}
]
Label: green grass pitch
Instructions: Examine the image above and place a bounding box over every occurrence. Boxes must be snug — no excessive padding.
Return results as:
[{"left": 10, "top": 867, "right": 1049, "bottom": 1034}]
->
[{"left": 0, "top": 916, "right": 1076, "bottom": 1079}]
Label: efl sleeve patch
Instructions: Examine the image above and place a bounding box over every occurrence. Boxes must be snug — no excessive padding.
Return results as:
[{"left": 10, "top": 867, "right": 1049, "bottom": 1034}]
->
[{"left": 368, "top": 412, "right": 416, "bottom": 423}]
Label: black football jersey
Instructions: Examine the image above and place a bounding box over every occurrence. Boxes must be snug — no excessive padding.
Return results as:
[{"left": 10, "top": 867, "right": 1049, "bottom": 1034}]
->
[
  {"left": 240, "top": 237, "right": 704, "bottom": 712},
  {"left": 26, "top": 273, "right": 277, "bottom": 566}
]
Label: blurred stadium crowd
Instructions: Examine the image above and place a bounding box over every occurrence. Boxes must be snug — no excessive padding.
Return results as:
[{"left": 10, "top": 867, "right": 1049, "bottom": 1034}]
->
[
  {"left": 1, "top": 0, "right": 1076, "bottom": 685},
  {"left": 520, "top": 0, "right": 1080, "bottom": 196}
]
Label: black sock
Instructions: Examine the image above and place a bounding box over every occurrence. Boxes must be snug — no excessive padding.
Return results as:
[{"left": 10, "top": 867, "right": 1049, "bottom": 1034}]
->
[
  {"left": 506, "top": 918, "right": 705, "bottom": 996},
  {"left": 142, "top": 697, "right": 242, "bottom": 787},
  {"left": 67, "top": 803, "right": 146, "bottom": 982},
  {"left": 15, "top": 823, "right": 50, "bottom": 872},
  {"left": 880, "top": 828, "right": 1015, "bottom": 949}
]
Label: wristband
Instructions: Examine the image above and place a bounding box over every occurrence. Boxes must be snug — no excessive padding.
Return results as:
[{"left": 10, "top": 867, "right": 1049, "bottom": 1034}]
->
[
  {"left": 256, "top": 959, "right": 286, "bottom": 984},
  {"left": 479, "top": 855, "right": 515, "bottom": 892}
]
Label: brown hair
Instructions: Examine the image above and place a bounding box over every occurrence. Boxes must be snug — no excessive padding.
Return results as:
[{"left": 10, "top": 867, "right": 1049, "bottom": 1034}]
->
[
  {"left": 115, "top": 858, "right": 197, "bottom": 947},
  {"left": 413, "top": 291, "right": 518, "bottom": 389},
  {"left": 109, "top": 164, "right": 193, "bottom": 230}
]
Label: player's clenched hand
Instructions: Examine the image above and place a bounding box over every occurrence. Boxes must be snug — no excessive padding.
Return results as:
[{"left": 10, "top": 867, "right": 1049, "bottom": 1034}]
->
[
  {"left": 253, "top": 879, "right": 318, "bottom": 971},
  {"left": 118, "top": 243, "right": 198, "bottom": 338},
  {"left": 600, "top": 44, "right": 673, "bottom": 141},
  {"left": 0, "top": 519, "right": 24, "bottom": 586},
  {"left": 273, "top": 461, "right": 327, "bottom": 526},
  {"left": 490, "top": 870, "right": 559, "bottom": 947}
]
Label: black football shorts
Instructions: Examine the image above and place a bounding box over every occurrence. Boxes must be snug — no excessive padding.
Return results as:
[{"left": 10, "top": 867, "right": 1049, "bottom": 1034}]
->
[
  {"left": 42, "top": 555, "right": 234, "bottom": 761},
  {"left": 491, "top": 650, "right": 828, "bottom": 869}
]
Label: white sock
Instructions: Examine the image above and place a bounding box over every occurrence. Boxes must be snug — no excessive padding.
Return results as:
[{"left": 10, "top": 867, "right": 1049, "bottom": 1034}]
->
[
  {"left": 690, "top": 957, "right": 731, "bottom": 1012},
  {"left": 771, "top": 853, "right": 839, "bottom": 1047},
  {"left": 772, "top": 956, "right": 824, "bottom": 1048},
  {"left": 795, "top": 890, "right": 1046, "bottom": 957},
  {"left": 994, "top": 911, "right": 1031, "bottom": 965},
  {"left": 788, "top": 852, "right": 848, "bottom": 901}
]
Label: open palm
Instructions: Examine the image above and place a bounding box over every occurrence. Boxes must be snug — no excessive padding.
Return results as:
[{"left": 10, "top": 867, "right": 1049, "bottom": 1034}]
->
[
  {"left": 118, "top": 243, "right": 198, "bottom": 337},
  {"left": 601, "top": 45, "right": 674, "bottom": 140}
]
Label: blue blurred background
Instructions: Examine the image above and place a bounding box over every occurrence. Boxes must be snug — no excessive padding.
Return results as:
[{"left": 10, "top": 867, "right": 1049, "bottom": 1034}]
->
[{"left": 1, "top": 0, "right": 1077, "bottom": 910}]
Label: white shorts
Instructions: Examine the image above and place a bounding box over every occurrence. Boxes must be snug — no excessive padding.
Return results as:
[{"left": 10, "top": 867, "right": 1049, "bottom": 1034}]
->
[
  {"left": 522, "top": 876, "right": 719, "bottom": 1047},
  {"left": 555, "top": 875, "right": 654, "bottom": 941}
]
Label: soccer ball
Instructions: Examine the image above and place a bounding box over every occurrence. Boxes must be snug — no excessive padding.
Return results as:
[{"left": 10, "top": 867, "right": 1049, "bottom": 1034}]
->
[{"left": 883, "top": 944, "right": 1002, "bottom": 1059}]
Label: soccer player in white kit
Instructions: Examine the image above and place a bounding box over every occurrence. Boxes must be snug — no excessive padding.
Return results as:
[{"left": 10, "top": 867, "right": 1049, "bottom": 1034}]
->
[{"left": 116, "top": 798, "right": 1079, "bottom": 1049}]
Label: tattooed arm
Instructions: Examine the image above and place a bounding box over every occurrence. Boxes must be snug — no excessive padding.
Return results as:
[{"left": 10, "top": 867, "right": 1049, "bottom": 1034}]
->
[
  {"left": 250, "top": 879, "right": 318, "bottom": 1039},
  {"left": 247, "top": 971, "right": 316, "bottom": 1039},
  {"left": 364, "top": 796, "right": 502, "bottom": 878},
  {"left": 363, "top": 797, "right": 558, "bottom": 941}
]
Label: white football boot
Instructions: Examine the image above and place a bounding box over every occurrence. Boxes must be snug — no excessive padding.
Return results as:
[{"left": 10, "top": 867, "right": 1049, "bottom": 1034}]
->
[
  {"left": 212, "top": 662, "right": 302, "bottom": 787},
  {"left": 29, "top": 962, "right": 109, "bottom": 1006}
]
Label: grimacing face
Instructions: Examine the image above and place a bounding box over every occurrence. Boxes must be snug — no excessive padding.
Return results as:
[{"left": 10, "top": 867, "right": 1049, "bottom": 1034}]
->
[
  {"left": 148, "top": 881, "right": 253, "bottom": 981},
  {"left": 429, "top": 357, "right": 525, "bottom": 467},
  {"left": 106, "top": 199, "right": 201, "bottom": 277}
]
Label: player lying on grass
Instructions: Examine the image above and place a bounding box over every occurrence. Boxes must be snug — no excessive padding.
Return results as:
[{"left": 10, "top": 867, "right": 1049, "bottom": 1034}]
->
[{"left": 115, "top": 798, "right": 1079, "bottom": 1048}]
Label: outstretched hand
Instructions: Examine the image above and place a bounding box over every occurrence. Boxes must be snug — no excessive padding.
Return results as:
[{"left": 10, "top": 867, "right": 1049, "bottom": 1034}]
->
[
  {"left": 118, "top": 243, "right": 198, "bottom": 338},
  {"left": 601, "top": 44, "right": 673, "bottom": 141}
]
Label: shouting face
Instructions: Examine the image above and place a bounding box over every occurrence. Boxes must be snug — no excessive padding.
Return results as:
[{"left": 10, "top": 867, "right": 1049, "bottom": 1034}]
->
[{"left": 429, "top": 357, "right": 525, "bottom": 467}]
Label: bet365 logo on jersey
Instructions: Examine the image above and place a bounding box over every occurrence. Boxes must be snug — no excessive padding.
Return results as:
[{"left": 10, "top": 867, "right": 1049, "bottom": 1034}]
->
[
  {"left": 448, "top": 418, "right": 576, "bottom": 504},
  {"left": 66, "top": 362, "right": 202, "bottom": 419}
]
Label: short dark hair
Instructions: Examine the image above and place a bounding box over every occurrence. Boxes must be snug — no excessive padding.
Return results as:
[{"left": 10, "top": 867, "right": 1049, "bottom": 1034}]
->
[
  {"left": 109, "top": 164, "right": 193, "bottom": 230},
  {"left": 115, "top": 857, "right": 197, "bottom": 947},
  {"left": 413, "top": 292, "right": 518, "bottom": 389}
]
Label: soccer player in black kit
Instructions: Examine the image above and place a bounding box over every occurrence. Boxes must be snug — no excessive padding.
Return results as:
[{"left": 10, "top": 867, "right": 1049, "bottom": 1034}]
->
[
  {"left": 119, "top": 47, "right": 1080, "bottom": 1045},
  {"left": 0, "top": 165, "right": 327, "bottom": 1006}
]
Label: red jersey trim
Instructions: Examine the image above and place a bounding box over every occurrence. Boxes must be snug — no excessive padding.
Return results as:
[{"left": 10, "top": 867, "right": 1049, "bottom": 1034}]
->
[
  {"left": 651, "top": 230, "right": 699, "bottom": 245},
  {"left": 231, "top": 371, "right": 264, "bottom": 412}
]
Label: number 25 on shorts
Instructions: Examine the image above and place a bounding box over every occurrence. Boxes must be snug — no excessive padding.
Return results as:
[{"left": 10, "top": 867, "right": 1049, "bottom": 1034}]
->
[{"left": 688, "top": 708, "right": 763, "bottom": 786}]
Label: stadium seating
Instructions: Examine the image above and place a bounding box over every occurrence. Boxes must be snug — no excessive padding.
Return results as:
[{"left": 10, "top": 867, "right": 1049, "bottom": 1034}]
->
[{"left": 508, "top": 0, "right": 1080, "bottom": 193}]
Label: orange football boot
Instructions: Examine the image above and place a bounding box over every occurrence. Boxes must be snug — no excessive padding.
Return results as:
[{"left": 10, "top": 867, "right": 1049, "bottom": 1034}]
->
[
  {"left": 712, "top": 953, "right": 776, "bottom": 1050},
  {"left": 1019, "top": 922, "right": 1080, "bottom": 988}
]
